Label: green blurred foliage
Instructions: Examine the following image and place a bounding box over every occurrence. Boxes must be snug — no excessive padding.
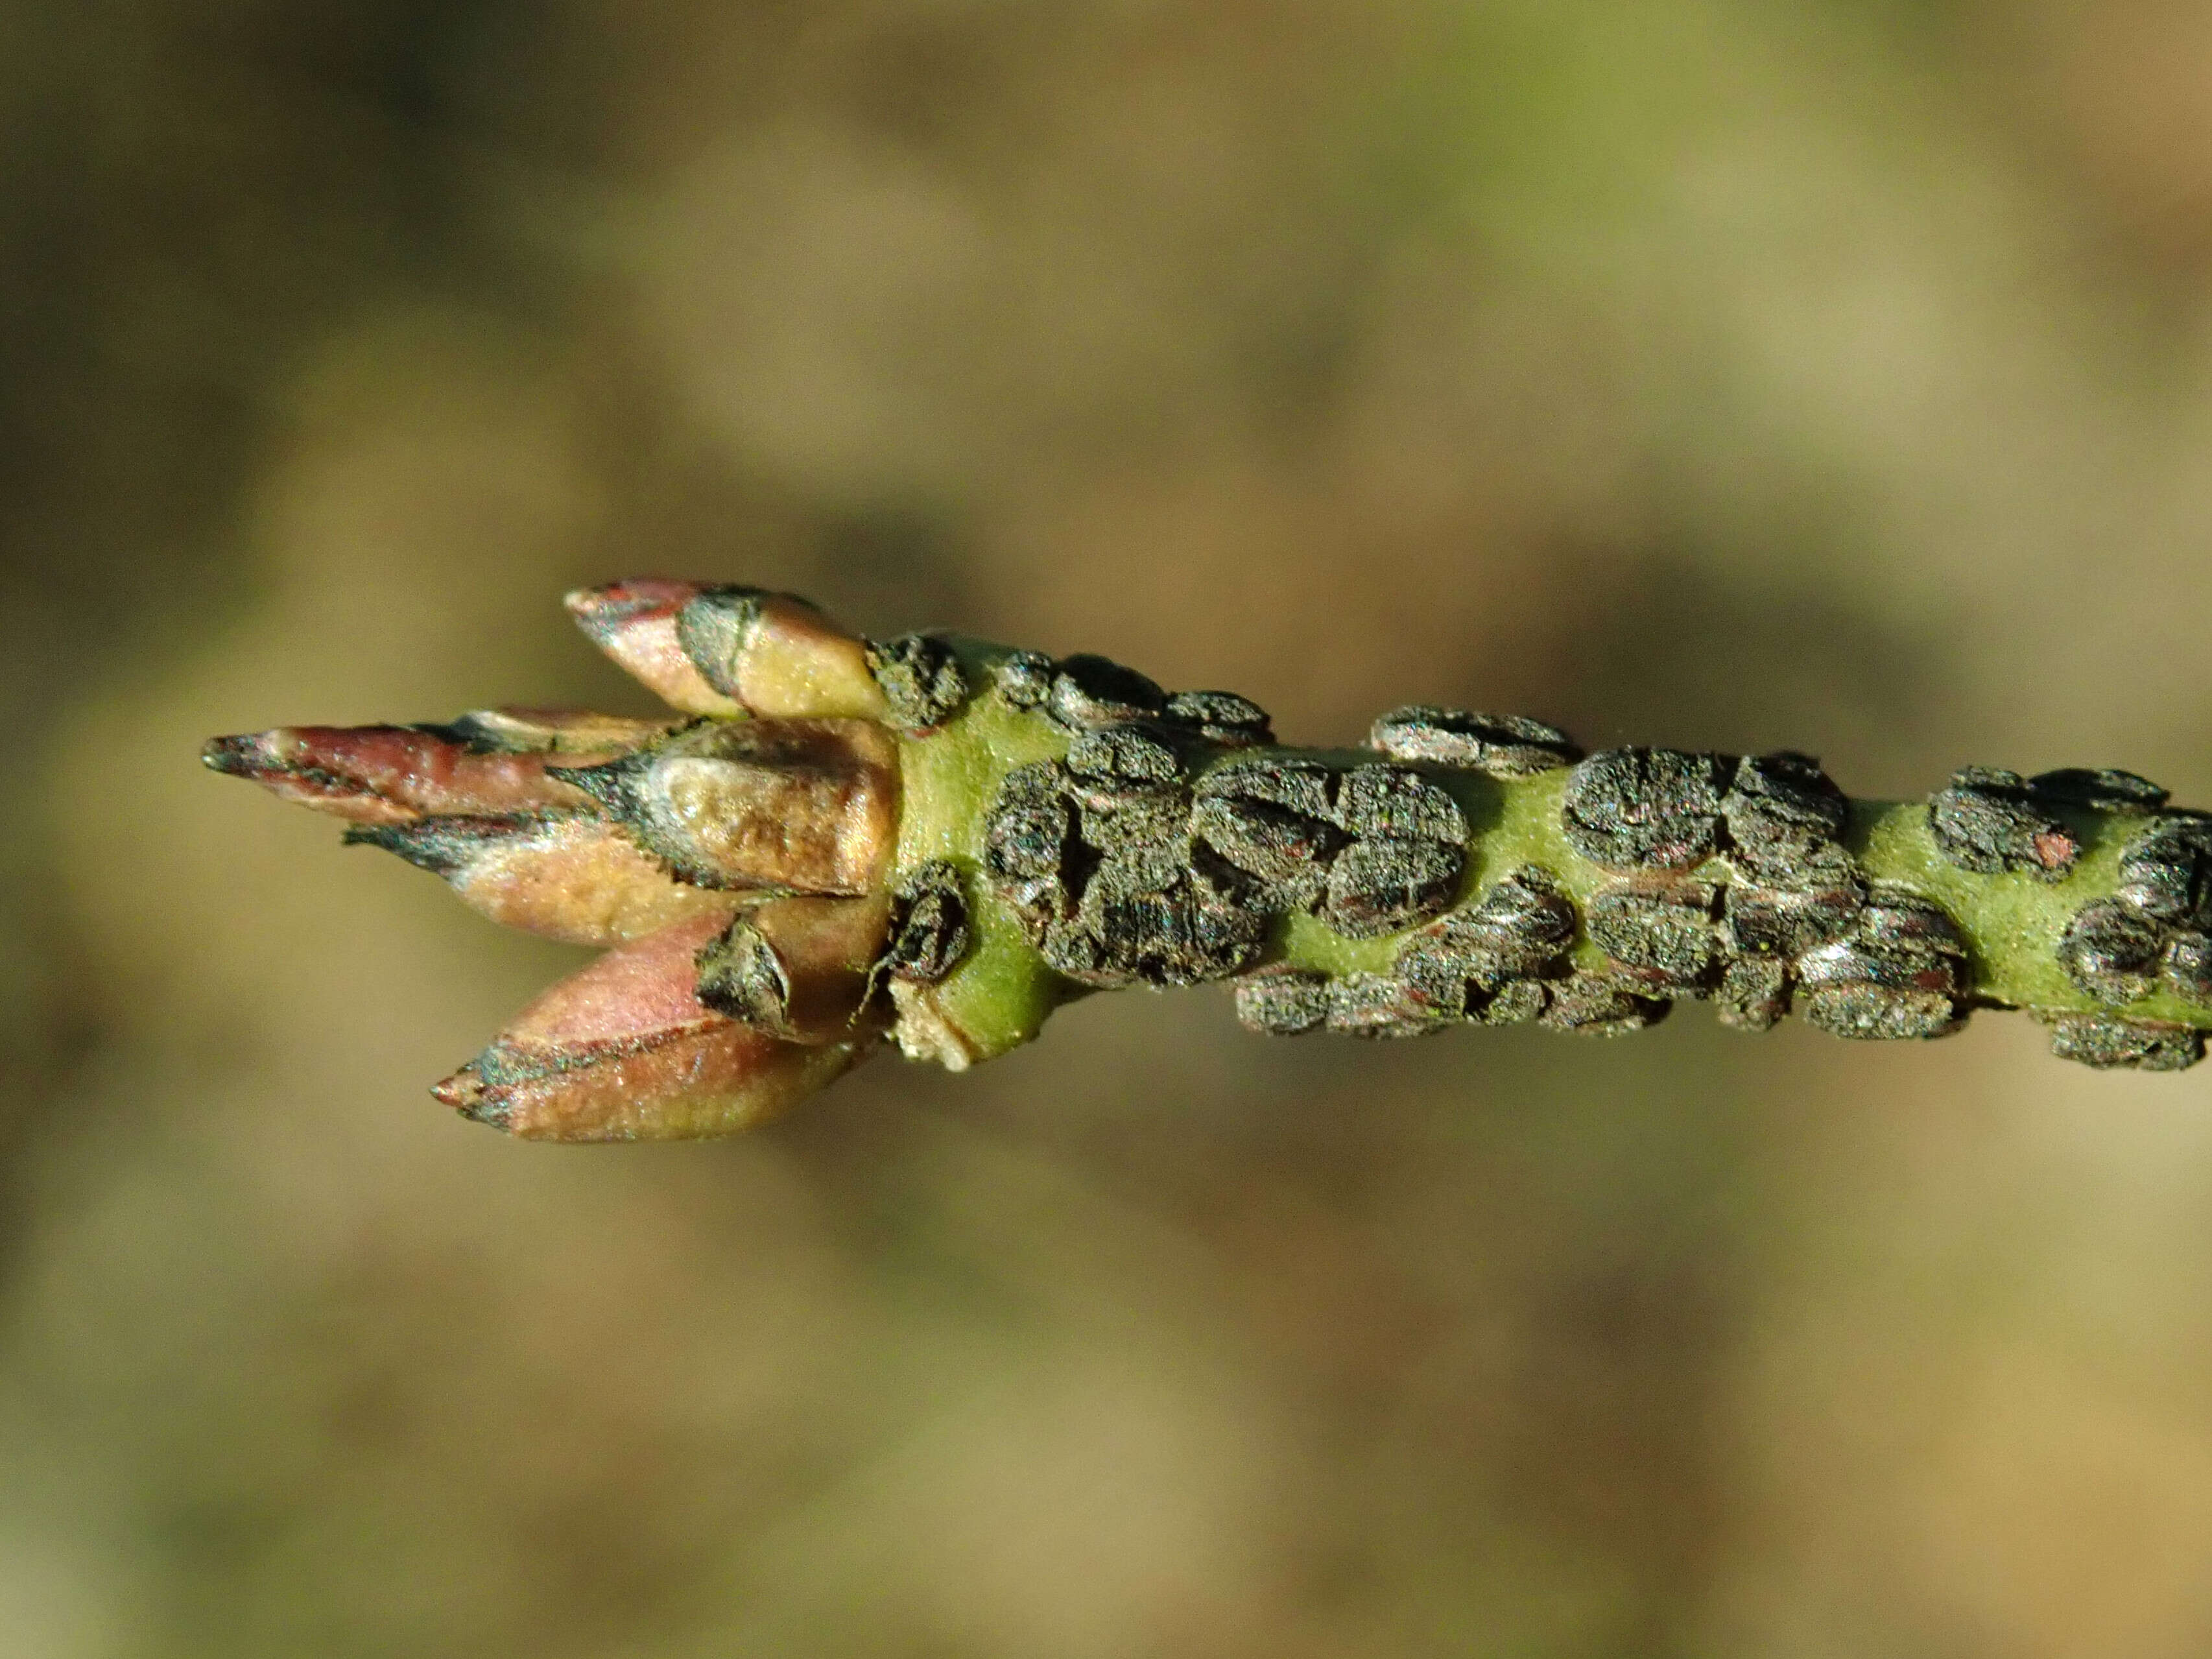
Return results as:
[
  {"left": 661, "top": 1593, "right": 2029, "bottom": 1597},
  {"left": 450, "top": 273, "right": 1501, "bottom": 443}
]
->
[{"left": 6, "top": 2, "right": 2212, "bottom": 1655}]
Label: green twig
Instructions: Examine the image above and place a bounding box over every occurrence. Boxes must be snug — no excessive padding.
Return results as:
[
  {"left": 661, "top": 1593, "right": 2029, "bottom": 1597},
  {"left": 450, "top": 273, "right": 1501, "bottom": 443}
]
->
[{"left": 202, "top": 582, "right": 2212, "bottom": 1141}]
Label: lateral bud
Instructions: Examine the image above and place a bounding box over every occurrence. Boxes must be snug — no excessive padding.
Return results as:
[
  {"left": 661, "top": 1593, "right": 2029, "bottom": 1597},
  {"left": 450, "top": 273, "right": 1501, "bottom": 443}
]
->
[
  {"left": 200, "top": 723, "right": 627, "bottom": 824},
  {"left": 431, "top": 913, "right": 869, "bottom": 1140},
  {"left": 567, "top": 580, "right": 890, "bottom": 720}
]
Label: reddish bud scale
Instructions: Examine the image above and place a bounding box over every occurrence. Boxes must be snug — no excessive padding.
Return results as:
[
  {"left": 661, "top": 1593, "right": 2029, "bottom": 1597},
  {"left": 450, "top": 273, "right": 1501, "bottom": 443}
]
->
[
  {"left": 202, "top": 725, "right": 617, "bottom": 822},
  {"left": 565, "top": 579, "right": 744, "bottom": 718},
  {"left": 430, "top": 913, "right": 872, "bottom": 1140},
  {"left": 563, "top": 579, "right": 889, "bottom": 721}
]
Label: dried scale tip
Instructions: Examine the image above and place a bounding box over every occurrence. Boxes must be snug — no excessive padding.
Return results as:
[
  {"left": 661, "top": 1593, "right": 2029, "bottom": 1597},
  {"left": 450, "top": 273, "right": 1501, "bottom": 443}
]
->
[
  {"left": 206, "top": 581, "right": 2212, "bottom": 1143},
  {"left": 692, "top": 895, "right": 890, "bottom": 1042}
]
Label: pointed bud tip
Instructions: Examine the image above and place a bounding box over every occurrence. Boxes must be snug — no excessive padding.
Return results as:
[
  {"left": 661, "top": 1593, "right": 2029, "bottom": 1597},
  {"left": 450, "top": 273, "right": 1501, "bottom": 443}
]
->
[
  {"left": 202, "top": 734, "right": 262, "bottom": 776},
  {"left": 431, "top": 1066, "right": 512, "bottom": 1129},
  {"left": 564, "top": 579, "right": 696, "bottom": 635}
]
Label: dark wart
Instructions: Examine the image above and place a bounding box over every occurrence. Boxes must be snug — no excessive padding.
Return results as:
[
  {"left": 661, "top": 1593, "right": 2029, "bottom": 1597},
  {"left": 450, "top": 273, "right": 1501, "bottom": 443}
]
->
[
  {"left": 1325, "top": 973, "right": 1445, "bottom": 1040},
  {"left": 2059, "top": 898, "right": 2168, "bottom": 1007},
  {"left": 2115, "top": 814, "right": 2212, "bottom": 927},
  {"left": 1047, "top": 653, "right": 1169, "bottom": 730},
  {"left": 2042, "top": 1013, "right": 2205, "bottom": 1072},
  {"left": 1541, "top": 973, "right": 1671, "bottom": 1037},
  {"left": 1368, "top": 707, "right": 1582, "bottom": 777},
  {"left": 1721, "top": 750, "right": 1850, "bottom": 884},
  {"left": 1927, "top": 766, "right": 2080, "bottom": 880},
  {"left": 995, "top": 650, "right": 1056, "bottom": 711},
  {"left": 1393, "top": 865, "right": 1576, "bottom": 1015},
  {"left": 1165, "top": 690, "right": 1274, "bottom": 747},
  {"left": 2028, "top": 768, "right": 2169, "bottom": 815},
  {"left": 1560, "top": 747, "right": 1732, "bottom": 871},
  {"left": 885, "top": 861, "right": 970, "bottom": 986},
  {"left": 1233, "top": 968, "right": 1335, "bottom": 1036},
  {"left": 864, "top": 633, "right": 969, "bottom": 732},
  {"left": 1322, "top": 835, "right": 1464, "bottom": 940},
  {"left": 1586, "top": 878, "right": 1721, "bottom": 993},
  {"left": 1794, "top": 887, "right": 1967, "bottom": 1042}
]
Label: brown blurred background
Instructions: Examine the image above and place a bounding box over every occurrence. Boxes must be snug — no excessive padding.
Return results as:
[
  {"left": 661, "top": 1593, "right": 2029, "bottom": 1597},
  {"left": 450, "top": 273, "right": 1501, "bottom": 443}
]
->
[{"left": 8, "top": 2, "right": 2212, "bottom": 1654}]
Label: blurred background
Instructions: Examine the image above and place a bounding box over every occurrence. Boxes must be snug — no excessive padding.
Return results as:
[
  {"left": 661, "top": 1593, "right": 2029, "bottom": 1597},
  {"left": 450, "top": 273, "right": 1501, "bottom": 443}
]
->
[{"left": 7, "top": 1, "right": 2212, "bottom": 1653}]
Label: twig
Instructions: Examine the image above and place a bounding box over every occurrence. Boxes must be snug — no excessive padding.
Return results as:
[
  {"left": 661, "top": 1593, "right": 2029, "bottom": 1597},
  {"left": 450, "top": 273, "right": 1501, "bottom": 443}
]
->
[{"left": 202, "top": 581, "right": 2212, "bottom": 1139}]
